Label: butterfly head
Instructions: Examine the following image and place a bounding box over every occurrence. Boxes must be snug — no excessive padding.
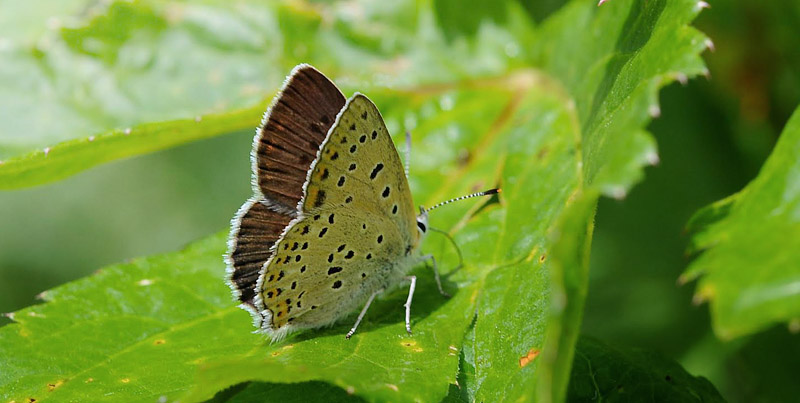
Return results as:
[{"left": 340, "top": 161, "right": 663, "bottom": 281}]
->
[{"left": 416, "top": 207, "right": 429, "bottom": 238}]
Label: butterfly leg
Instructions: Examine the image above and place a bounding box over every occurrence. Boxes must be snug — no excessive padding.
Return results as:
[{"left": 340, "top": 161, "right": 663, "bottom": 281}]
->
[
  {"left": 422, "top": 254, "right": 450, "bottom": 297},
  {"left": 404, "top": 275, "right": 417, "bottom": 335},
  {"left": 346, "top": 288, "right": 384, "bottom": 339}
]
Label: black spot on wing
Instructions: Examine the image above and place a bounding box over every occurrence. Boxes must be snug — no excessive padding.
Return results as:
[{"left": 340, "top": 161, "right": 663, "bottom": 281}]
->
[
  {"left": 370, "top": 163, "right": 384, "bottom": 179},
  {"left": 314, "top": 190, "right": 327, "bottom": 207}
]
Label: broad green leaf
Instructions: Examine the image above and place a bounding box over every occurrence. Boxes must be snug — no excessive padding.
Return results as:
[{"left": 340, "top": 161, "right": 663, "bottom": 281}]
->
[
  {"left": 0, "top": 0, "right": 91, "bottom": 43},
  {"left": 682, "top": 106, "right": 800, "bottom": 340},
  {"left": 0, "top": 0, "right": 532, "bottom": 188},
  {"left": 0, "top": 1, "right": 289, "bottom": 185},
  {"left": 531, "top": 0, "right": 710, "bottom": 195},
  {"left": 0, "top": 103, "right": 264, "bottom": 189},
  {"left": 0, "top": 232, "right": 240, "bottom": 401},
  {"left": 210, "top": 334, "right": 731, "bottom": 403},
  {"left": 537, "top": 190, "right": 597, "bottom": 401},
  {"left": 0, "top": 0, "right": 710, "bottom": 401},
  {"left": 432, "top": 0, "right": 511, "bottom": 39},
  {"left": 465, "top": 83, "right": 583, "bottom": 403},
  {"left": 569, "top": 337, "right": 725, "bottom": 402},
  {"left": 463, "top": 0, "right": 710, "bottom": 401}
]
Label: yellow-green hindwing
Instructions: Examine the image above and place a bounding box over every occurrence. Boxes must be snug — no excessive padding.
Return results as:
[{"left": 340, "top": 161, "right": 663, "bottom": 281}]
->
[{"left": 258, "top": 94, "right": 419, "bottom": 334}]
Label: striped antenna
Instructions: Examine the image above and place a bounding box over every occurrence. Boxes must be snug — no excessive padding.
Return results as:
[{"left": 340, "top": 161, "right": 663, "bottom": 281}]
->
[
  {"left": 404, "top": 130, "right": 411, "bottom": 179},
  {"left": 423, "top": 188, "right": 500, "bottom": 213}
]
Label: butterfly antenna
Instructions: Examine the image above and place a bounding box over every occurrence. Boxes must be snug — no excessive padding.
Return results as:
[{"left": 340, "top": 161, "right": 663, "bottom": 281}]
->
[
  {"left": 404, "top": 130, "right": 411, "bottom": 179},
  {"left": 423, "top": 188, "right": 501, "bottom": 213}
]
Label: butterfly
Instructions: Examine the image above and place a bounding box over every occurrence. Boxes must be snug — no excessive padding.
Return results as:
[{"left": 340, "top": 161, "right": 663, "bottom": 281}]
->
[{"left": 225, "top": 64, "right": 497, "bottom": 341}]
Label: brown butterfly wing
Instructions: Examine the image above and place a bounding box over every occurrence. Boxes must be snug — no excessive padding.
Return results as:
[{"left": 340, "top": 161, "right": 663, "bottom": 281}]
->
[
  {"left": 253, "top": 64, "right": 347, "bottom": 212},
  {"left": 227, "top": 65, "right": 346, "bottom": 309},
  {"left": 226, "top": 198, "right": 293, "bottom": 308}
]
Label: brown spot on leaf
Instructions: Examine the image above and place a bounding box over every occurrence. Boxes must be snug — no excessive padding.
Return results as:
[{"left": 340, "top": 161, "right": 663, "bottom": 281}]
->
[
  {"left": 536, "top": 146, "right": 550, "bottom": 160},
  {"left": 400, "top": 339, "right": 423, "bottom": 352},
  {"left": 519, "top": 347, "right": 540, "bottom": 368},
  {"left": 47, "top": 380, "right": 64, "bottom": 391}
]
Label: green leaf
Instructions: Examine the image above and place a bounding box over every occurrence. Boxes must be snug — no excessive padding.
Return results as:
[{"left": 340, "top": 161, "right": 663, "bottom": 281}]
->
[
  {"left": 0, "top": 0, "right": 710, "bottom": 401},
  {"left": 569, "top": 337, "right": 725, "bottom": 402},
  {"left": 0, "top": 1, "right": 289, "bottom": 185},
  {"left": 0, "top": 0, "right": 91, "bottom": 44},
  {"left": 682, "top": 106, "right": 800, "bottom": 340},
  {"left": 432, "top": 0, "right": 511, "bottom": 39},
  {"left": 532, "top": 0, "right": 709, "bottom": 196},
  {"left": 209, "top": 381, "right": 365, "bottom": 403},
  {"left": 463, "top": 0, "right": 710, "bottom": 400},
  {"left": 0, "top": 103, "right": 264, "bottom": 189},
  {"left": 0, "top": 232, "right": 241, "bottom": 401},
  {"left": 537, "top": 190, "right": 598, "bottom": 401}
]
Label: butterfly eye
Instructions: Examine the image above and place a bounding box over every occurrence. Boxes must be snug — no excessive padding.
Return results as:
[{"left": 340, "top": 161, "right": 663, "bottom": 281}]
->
[{"left": 416, "top": 221, "right": 427, "bottom": 233}]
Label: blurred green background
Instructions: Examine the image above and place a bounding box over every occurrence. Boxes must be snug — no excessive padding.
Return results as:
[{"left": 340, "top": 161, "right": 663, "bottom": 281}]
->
[{"left": 1, "top": 1, "right": 798, "bottom": 402}]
